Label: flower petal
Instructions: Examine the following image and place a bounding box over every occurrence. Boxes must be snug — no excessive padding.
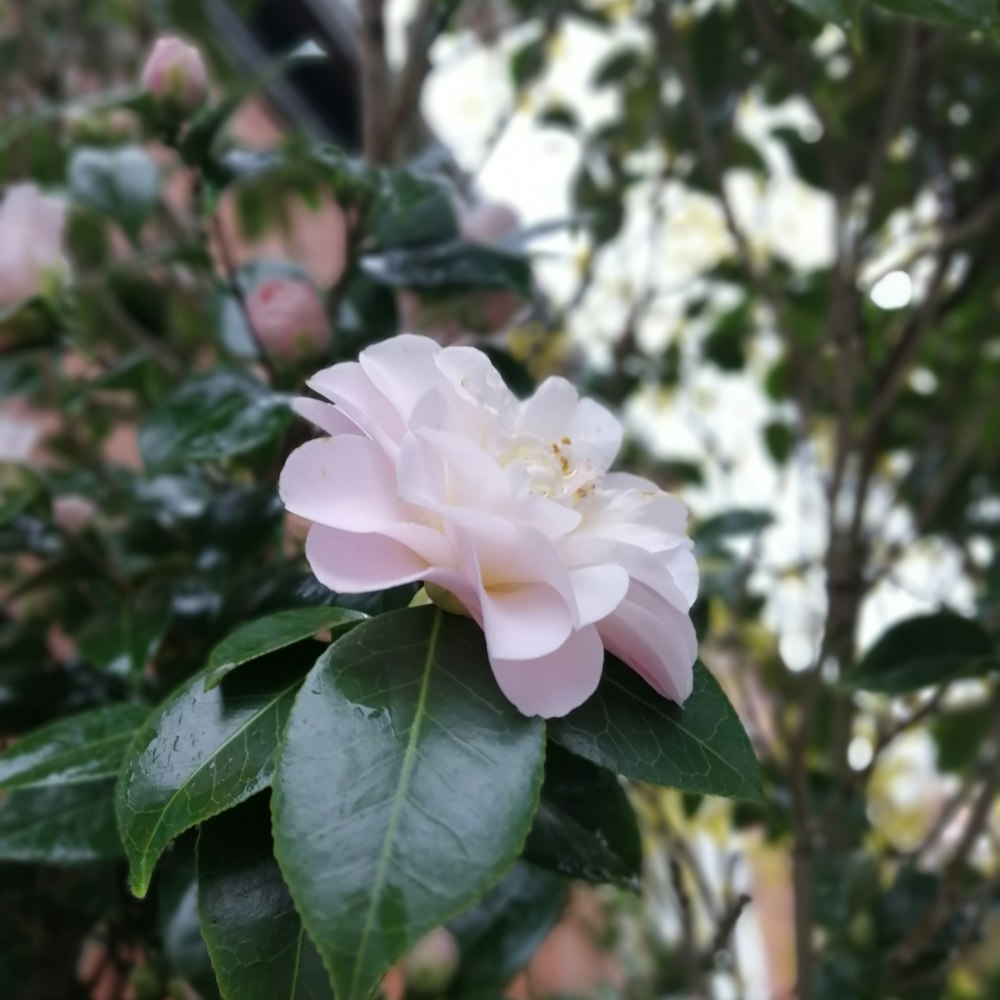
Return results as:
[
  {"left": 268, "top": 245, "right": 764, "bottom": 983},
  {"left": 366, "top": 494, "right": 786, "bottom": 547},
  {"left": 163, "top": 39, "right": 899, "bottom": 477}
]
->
[
  {"left": 307, "top": 361, "right": 404, "bottom": 453},
  {"left": 293, "top": 397, "right": 364, "bottom": 437},
  {"left": 568, "top": 563, "right": 629, "bottom": 625},
  {"left": 597, "top": 582, "right": 696, "bottom": 704},
  {"left": 358, "top": 333, "right": 443, "bottom": 421},
  {"left": 489, "top": 625, "right": 604, "bottom": 718},
  {"left": 304, "top": 525, "right": 427, "bottom": 592},
  {"left": 279, "top": 436, "right": 405, "bottom": 531}
]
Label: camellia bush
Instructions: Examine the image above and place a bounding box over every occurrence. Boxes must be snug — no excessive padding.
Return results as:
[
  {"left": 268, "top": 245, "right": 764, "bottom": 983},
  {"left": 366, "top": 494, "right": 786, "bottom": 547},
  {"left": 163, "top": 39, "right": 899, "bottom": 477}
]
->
[{"left": 1, "top": 1, "right": 999, "bottom": 999}]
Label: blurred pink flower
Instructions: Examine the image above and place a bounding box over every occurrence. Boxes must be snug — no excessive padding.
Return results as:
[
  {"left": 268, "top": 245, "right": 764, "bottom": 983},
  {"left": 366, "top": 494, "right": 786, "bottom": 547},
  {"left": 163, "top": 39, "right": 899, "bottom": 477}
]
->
[
  {"left": 141, "top": 36, "right": 207, "bottom": 114},
  {"left": 53, "top": 496, "right": 98, "bottom": 534},
  {"left": 0, "top": 184, "right": 67, "bottom": 307},
  {"left": 280, "top": 334, "right": 698, "bottom": 718},
  {"left": 402, "top": 927, "right": 460, "bottom": 994},
  {"left": 246, "top": 277, "right": 330, "bottom": 361}
]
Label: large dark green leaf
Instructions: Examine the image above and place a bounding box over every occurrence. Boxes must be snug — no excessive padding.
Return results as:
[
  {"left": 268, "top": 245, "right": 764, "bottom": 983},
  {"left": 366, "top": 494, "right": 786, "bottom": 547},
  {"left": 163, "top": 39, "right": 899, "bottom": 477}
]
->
[
  {"left": 139, "top": 372, "right": 292, "bottom": 471},
  {"left": 68, "top": 145, "right": 161, "bottom": 240},
  {"left": 524, "top": 743, "right": 641, "bottom": 889},
  {"left": 549, "top": 658, "right": 763, "bottom": 802},
  {"left": 116, "top": 652, "right": 313, "bottom": 897},
  {"left": 0, "top": 783, "right": 122, "bottom": 863},
  {"left": 840, "top": 612, "right": 996, "bottom": 693},
  {"left": 447, "top": 863, "right": 566, "bottom": 996},
  {"left": 158, "top": 838, "right": 221, "bottom": 1000},
  {"left": 362, "top": 241, "right": 532, "bottom": 297},
  {"left": 271, "top": 607, "right": 545, "bottom": 1000},
  {"left": 204, "top": 607, "right": 368, "bottom": 691},
  {"left": 0, "top": 703, "right": 148, "bottom": 790},
  {"left": 199, "top": 795, "right": 333, "bottom": 1000}
]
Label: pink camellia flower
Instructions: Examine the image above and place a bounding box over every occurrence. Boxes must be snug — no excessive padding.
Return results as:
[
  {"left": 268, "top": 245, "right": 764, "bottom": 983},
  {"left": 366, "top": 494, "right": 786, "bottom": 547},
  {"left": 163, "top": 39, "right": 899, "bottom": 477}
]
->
[
  {"left": 141, "top": 37, "right": 208, "bottom": 115},
  {"left": 246, "top": 277, "right": 330, "bottom": 361},
  {"left": 279, "top": 334, "right": 698, "bottom": 718},
  {"left": 0, "top": 184, "right": 67, "bottom": 307}
]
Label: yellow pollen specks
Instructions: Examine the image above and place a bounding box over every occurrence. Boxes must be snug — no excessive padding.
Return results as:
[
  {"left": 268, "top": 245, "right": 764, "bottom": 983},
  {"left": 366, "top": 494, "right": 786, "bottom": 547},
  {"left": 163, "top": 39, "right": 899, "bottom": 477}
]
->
[
  {"left": 561, "top": 436, "right": 571, "bottom": 445},
  {"left": 573, "top": 483, "right": 596, "bottom": 502},
  {"left": 559, "top": 456, "right": 571, "bottom": 474},
  {"left": 550, "top": 443, "right": 559, "bottom": 454}
]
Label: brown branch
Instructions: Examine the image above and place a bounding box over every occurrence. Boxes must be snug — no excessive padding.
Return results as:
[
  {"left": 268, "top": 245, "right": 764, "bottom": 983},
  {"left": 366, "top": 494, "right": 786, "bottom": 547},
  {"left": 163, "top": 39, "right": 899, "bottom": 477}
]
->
[
  {"left": 388, "top": 0, "right": 438, "bottom": 139},
  {"left": 359, "top": 0, "right": 393, "bottom": 164}
]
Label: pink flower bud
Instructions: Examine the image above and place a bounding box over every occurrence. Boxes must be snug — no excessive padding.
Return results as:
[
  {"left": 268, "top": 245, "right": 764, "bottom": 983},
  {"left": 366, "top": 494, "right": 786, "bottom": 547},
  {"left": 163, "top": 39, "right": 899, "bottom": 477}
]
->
[
  {"left": 402, "top": 928, "right": 460, "bottom": 995},
  {"left": 53, "top": 495, "right": 97, "bottom": 534},
  {"left": 246, "top": 277, "right": 330, "bottom": 361},
  {"left": 0, "top": 184, "right": 67, "bottom": 307},
  {"left": 460, "top": 201, "right": 520, "bottom": 246},
  {"left": 141, "top": 37, "right": 208, "bottom": 115}
]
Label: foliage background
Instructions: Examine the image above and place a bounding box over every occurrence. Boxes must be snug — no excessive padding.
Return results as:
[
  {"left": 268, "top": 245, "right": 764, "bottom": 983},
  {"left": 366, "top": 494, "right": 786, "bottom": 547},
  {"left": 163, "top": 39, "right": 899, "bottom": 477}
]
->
[{"left": 1, "top": 0, "right": 999, "bottom": 998}]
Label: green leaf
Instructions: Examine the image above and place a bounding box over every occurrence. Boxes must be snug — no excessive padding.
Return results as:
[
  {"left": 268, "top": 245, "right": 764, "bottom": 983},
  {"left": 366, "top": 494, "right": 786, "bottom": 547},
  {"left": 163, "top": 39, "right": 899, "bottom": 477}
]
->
[
  {"left": 787, "top": 0, "right": 862, "bottom": 28},
  {"left": 0, "top": 703, "right": 149, "bottom": 790},
  {"left": 369, "top": 171, "right": 458, "bottom": 248},
  {"left": 447, "top": 863, "right": 566, "bottom": 996},
  {"left": 77, "top": 592, "right": 172, "bottom": 683},
  {"left": 204, "top": 606, "right": 368, "bottom": 690},
  {"left": 271, "top": 607, "right": 545, "bottom": 1000},
  {"left": 0, "top": 783, "right": 122, "bottom": 863},
  {"left": 840, "top": 612, "right": 996, "bottom": 693},
  {"left": 116, "top": 652, "right": 313, "bottom": 897},
  {"left": 696, "top": 508, "right": 773, "bottom": 546},
  {"left": 871, "top": 0, "right": 997, "bottom": 29},
  {"left": 931, "top": 702, "right": 993, "bottom": 772},
  {"left": 524, "top": 743, "right": 641, "bottom": 889},
  {"left": 158, "top": 838, "right": 221, "bottom": 1000},
  {"left": 68, "top": 145, "right": 161, "bottom": 240},
  {"left": 362, "top": 241, "right": 533, "bottom": 298},
  {"left": 199, "top": 795, "right": 333, "bottom": 1000},
  {"left": 549, "top": 658, "right": 763, "bottom": 802},
  {"left": 139, "top": 371, "right": 291, "bottom": 471}
]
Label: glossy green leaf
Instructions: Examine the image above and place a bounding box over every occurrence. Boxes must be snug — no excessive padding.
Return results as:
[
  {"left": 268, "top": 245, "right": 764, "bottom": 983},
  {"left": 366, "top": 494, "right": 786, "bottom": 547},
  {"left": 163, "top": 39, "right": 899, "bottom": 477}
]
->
[
  {"left": 840, "top": 612, "right": 996, "bottom": 693},
  {"left": 0, "top": 783, "right": 122, "bottom": 863},
  {"left": 204, "top": 606, "right": 368, "bottom": 691},
  {"left": 524, "top": 743, "right": 642, "bottom": 889},
  {"left": 139, "top": 372, "right": 291, "bottom": 471},
  {"left": 369, "top": 171, "right": 458, "bottom": 248},
  {"left": 199, "top": 795, "right": 333, "bottom": 1000},
  {"left": 447, "top": 863, "right": 566, "bottom": 996},
  {"left": 68, "top": 145, "right": 161, "bottom": 240},
  {"left": 272, "top": 607, "right": 546, "bottom": 1000},
  {"left": 116, "top": 652, "right": 313, "bottom": 897},
  {"left": 0, "top": 703, "right": 148, "bottom": 790},
  {"left": 158, "top": 838, "right": 221, "bottom": 1000},
  {"left": 362, "top": 241, "right": 532, "bottom": 297},
  {"left": 549, "top": 658, "right": 763, "bottom": 802}
]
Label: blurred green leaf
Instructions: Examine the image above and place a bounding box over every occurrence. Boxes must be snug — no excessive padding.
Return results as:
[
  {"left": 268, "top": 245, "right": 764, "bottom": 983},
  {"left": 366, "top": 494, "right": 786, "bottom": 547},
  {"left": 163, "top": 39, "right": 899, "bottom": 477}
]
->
[
  {"left": 871, "top": 0, "right": 998, "bottom": 29},
  {"left": 139, "top": 372, "right": 292, "bottom": 471},
  {"left": 362, "top": 241, "right": 532, "bottom": 297},
  {"left": 0, "top": 703, "right": 148, "bottom": 791},
  {"left": 0, "top": 783, "right": 122, "bottom": 864},
  {"left": 68, "top": 146, "right": 161, "bottom": 241},
  {"left": 840, "top": 612, "right": 996, "bottom": 692},
  {"left": 931, "top": 701, "right": 994, "bottom": 771}
]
